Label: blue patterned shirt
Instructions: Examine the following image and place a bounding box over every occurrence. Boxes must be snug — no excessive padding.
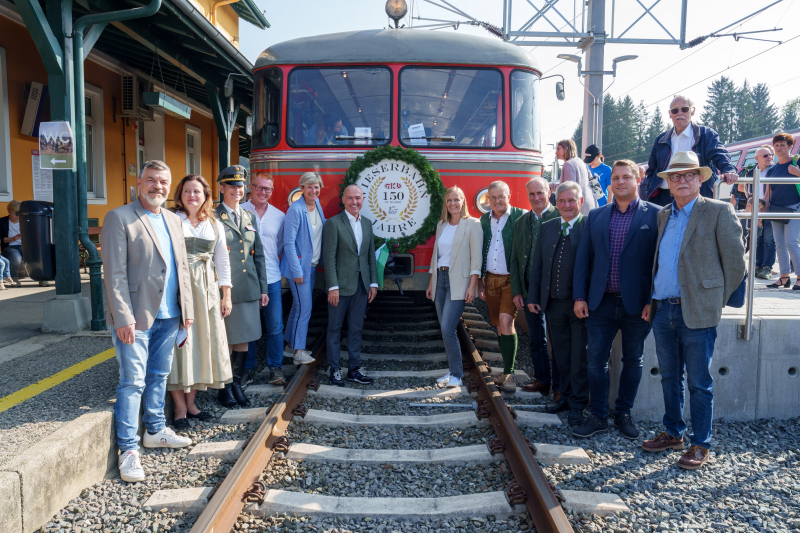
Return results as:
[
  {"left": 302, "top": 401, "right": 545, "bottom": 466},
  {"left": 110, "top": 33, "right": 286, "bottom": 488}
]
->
[{"left": 652, "top": 197, "right": 698, "bottom": 300}]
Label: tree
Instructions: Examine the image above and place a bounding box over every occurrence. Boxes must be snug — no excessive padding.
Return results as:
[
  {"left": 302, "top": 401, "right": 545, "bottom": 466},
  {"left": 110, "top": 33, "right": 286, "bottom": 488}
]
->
[
  {"left": 571, "top": 118, "right": 583, "bottom": 154},
  {"left": 700, "top": 76, "right": 738, "bottom": 143},
  {"left": 735, "top": 80, "right": 757, "bottom": 141},
  {"left": 782, "top": 98, "right": 800, "bottom": 131},
  {"left": 749, "top": 83, "right": 780, "bottom": 138}
]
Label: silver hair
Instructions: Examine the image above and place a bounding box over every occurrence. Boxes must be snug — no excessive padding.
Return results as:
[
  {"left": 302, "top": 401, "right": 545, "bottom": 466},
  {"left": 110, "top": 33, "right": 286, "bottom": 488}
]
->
[
  {"left": 299, "top": 172, "right": 323, "bottom": 188},
  {"left": 137, "top": 160, "right": 171, "bottom": 181},
  {"left": 670, "top": 94, "right": 694, "bottom": 108},
  {"left": 525, "top": 177, "right": 549, "bottom": 190},
  {"left": 556, "top": 181, "right": 582, "bottom": 199},
  {"left": 488, "top": 180, "right": 510, "bottom": 195}
]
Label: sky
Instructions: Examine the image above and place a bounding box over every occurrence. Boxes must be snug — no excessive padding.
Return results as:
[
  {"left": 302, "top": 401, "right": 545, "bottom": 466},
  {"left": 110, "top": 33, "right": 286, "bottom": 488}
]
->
[{"left": 239, "top": 0, "right": 800, "bottom": 160}]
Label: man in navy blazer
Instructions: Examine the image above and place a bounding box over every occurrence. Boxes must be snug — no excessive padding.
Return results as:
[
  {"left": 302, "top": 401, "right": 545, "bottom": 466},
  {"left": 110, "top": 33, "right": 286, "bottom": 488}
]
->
[{"left": 572, "top": 159, "right": 659, "bottom": 440}]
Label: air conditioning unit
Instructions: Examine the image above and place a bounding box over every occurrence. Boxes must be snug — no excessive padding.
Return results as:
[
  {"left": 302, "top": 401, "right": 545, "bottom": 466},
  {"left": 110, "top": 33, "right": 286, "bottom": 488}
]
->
[
  {"left": 21, "top": 82, "right": 45, "bottom": 136},
  {"left": 118, "top": 75, "right": 154, "bottom": 121}
]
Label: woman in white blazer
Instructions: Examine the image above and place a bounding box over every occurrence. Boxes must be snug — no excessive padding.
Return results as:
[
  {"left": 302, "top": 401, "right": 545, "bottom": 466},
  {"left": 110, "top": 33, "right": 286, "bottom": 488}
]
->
[{"left": 426, "top": 186, "right": 483, "bottom": 388}]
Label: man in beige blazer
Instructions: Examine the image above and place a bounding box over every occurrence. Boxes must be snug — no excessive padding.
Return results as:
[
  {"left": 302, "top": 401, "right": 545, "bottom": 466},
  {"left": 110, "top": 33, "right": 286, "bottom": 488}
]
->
[
  {"left": 641, "top": 151, "right": 745, "bottom": 470},
  {"left": 101, "top": 160, "right": 194, "bottom": 483}
]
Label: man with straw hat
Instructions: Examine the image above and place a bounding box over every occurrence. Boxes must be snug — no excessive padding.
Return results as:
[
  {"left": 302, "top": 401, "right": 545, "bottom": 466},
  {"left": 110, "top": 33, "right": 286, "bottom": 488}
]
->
[{"left": 641, "top": 151, "right": 745, "bottom": 470}]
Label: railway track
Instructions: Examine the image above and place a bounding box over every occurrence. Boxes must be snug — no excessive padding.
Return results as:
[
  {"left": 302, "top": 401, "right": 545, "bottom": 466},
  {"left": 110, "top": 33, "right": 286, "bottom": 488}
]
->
[{"left": 145, "top": 293, "right": 599, "bottom": 532}]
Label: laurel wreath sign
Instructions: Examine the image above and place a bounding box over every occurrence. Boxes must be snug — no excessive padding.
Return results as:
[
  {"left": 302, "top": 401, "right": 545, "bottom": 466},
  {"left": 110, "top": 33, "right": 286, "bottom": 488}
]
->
[
  {"left": 368, "top": 176, "right": 388, "bottom": 220},
  {"left": 340, "top": 145, "right": 445, "bottom": 254}
]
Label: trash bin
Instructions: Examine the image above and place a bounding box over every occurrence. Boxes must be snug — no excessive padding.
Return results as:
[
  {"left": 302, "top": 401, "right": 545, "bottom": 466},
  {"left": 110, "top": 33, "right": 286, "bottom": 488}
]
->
[{"left": 18, "top": 200, "right": 56, "bottom": 282}]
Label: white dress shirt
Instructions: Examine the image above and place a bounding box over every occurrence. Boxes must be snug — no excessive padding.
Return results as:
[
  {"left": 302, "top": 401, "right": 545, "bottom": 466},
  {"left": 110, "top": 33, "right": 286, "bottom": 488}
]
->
[
  {"left": 663, "top": 123, "right": 694, "bottom": 188},
  {"left": 436, "top": 223, "right": 458, "bottom": 268},
  {"left": 241, "top": 201, "right": 285, "bottom": 284},
  {"left": 487, "top": 206, "right": 511, "bottom": 275},
  {"left": 329, "top": 210, "right": 379, "bottom": 291},
  {"left": 7, "top": 220, "right": 21, "bottom": 246},
  {"left": 177, "top": 212, "right": 231, "bottom": 287}
]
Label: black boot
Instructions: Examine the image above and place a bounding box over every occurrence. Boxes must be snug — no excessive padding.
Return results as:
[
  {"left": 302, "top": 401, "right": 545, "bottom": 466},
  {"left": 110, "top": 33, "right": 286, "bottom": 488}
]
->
[
  {"left": 218, "top": 383, "right": 237, "bottom": 408},
  {"left": 230, "top": 351, "right": 251, "bottom": 407}
]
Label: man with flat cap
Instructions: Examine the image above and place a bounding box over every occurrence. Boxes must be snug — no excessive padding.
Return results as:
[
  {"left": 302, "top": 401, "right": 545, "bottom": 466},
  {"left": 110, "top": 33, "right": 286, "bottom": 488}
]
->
[{"left": 215, "top": 165, "right": 269, "bottom": 408}]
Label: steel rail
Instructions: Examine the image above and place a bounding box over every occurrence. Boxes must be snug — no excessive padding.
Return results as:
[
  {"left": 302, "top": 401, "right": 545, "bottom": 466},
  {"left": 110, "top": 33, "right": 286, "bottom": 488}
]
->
[
  {"left": 189, "top": 332, "right": 325, "bottom": 533},
  {"left": 457, "top": 322, "right": 572, "bottom": 533}
]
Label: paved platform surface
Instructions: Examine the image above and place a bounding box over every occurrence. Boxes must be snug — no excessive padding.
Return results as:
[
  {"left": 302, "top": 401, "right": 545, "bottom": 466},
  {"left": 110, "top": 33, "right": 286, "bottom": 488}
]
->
[{"left": 722, "top": 274, "right": 800, "bottom": 317}]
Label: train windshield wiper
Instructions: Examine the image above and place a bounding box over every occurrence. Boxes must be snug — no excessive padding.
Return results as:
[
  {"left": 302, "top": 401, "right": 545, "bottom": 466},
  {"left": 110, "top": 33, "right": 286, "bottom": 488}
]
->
[
  {"left": 401, "top": 136, "right": 456, "bottom": 142},
  {"left": 334, "top": 136, "right": 389, "bottom": 141}
]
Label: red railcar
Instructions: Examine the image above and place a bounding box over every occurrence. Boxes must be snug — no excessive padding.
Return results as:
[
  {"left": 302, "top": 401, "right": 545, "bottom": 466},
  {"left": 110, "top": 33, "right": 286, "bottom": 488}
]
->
[{"left": 250, "top": 29, "right": 547, "bottom": 289}]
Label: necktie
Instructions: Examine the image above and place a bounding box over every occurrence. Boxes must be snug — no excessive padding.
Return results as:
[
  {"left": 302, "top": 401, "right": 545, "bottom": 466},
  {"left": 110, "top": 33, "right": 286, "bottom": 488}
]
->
[
  {"left": 562, "top": 221, "right": 569, "bottom": 236},
  {"left": 232, "top": 210, "right": 239, "bottom": 229}
]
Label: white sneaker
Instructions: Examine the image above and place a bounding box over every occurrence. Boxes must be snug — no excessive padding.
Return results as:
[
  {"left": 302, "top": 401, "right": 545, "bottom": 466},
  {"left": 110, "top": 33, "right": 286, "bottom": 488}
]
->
[
  {"left": 0, "top": 281, "right": 5, "bottom": 290},
  {"left": 142, "top": 426, "right": 192, "bottom": 449},
  {"left": 118, "top": 450, "right": 145, "bottom": 482},
  {"left": 293, "top": 350, "right": 314, "bottom": 365},
  {"left": 446, "top": 376, "right": 463, "bottom": 388},
  {"left": 436, "top": 372, "right": 452, "bottom": 385}
]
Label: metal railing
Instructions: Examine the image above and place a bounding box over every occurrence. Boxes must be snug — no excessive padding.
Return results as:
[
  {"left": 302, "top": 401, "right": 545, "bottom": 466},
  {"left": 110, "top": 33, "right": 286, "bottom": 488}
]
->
[{"left": 714, "top": 170, "right": 800, "bottom": 340}]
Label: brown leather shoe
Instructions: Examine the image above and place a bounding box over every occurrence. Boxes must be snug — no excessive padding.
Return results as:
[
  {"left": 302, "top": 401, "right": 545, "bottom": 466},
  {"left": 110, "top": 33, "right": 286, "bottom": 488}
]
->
[
  {"left": 642, "top": 431, "right": 684, "bottom": 453},
  {"left": 552, "top": 390, "right": 561, "bottom": 403},
  {"left": 677, "top": 445, "right": 710, "bottom": 470},
  {"left": 521, "top": 380, "right": 551, "bottom": 394}
]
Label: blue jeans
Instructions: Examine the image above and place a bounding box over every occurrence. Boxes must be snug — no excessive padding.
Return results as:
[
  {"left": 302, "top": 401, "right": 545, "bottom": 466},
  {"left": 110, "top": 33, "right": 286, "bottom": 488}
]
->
[
  {"left": 112, "top": 317, "right": 180, "bottom": 452},
  {"left": 585, "top": 293, "right": 651, "bottom": 419},
  {"left": 1, "top": 246, "right": 22, "bottom": 279},
  {"left": 523, "top": 305, "right": 556, "bottom": 388},
  {"left": 0, "top": 255, "right": 10, "bottom": 278},
  {"left": 651, "top": 301, "right": 717, "bottom": 449},
  {"left": 284, "top": 269, "right": 316, "bottom": 350},
  {"left": 755, "top": 220, "right": 775, "bottom": 269},
  {"left": 434, "top": 271, "right": 466, "bottom": 379},
  {"left": 247, "top": 280, "right": 284, "bottom": 370}
]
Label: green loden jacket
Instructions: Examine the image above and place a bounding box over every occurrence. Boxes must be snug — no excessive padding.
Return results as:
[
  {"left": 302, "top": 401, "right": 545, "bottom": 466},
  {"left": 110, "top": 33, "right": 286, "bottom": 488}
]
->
[
  {"left": 509, "top": 205, "right": 559, "bottom": 299},
  {"left": 480, "top": 206, "right": 526, "bottom": 277}
]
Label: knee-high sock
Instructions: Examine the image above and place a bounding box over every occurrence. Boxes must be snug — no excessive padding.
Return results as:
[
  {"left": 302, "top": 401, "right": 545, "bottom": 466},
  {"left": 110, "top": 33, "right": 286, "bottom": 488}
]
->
[{"left": 499, "top": 333, "right": 518, "bottom": 375}]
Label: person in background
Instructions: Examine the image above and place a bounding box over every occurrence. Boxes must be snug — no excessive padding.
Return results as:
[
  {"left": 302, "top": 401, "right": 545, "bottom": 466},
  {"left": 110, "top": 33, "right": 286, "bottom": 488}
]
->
[
  {"left": 477, "top": 181, "right": 526, "bottom": 393},
  {"left": 1, "top": 200, "right": 23, "bottom": 287},
  {"left": 305, "top": 113, "right": 349, "bottom": 145},
  {"left": 282, "top": 172, "right": 325, "bottom": 366},
  {"left": 0, "top": 254, "right": 10, "bottom": 290},
  {"left": 510, "top": 177, "right": 560, "bottom": 395},
  {"left": 640, "top": 95, "right": 738, "bottom": 206},
  {"left": 643, "top": 151, "right": 744, "bottom": 469},
  {"left": 528, "top": 181, "right": 589, "bottom": 426},
  {"left": 323, "top": 185, "right": 378, "bottom": 386},
  {"left": 245, "top": 192, "right": 251, "bottom": 202},
  {"left": 101, "top": 160, "right": 194, "bottom": 483},
  {"left": 637, "top": 165, "right": 647, "bottom": 186},
  {"left": 555, "top": 139, "right": 598, "bottom": 215},
  {"left": 738, "top": 147, "right": 775, "bottom": 279},
  {"left": 572, "top": 160, "right": 658, "bottom": 440},
  {"left": 241, "top": 172, "right": 286, "bottom": 386},
  {"left": 585, "top": 145, "right": 612, "bottom": 207},
  {"left": 167, "top": 175, "right": 232, "bottom": 429},
  {"left": 765, "top": 133, "right": 800, "bottom": 290},
  {"left": 427, "top": 186, "right": 482, "bottom": 389},
  {"left": 215, "top": 165, "right": 269, "bottom": 409}
]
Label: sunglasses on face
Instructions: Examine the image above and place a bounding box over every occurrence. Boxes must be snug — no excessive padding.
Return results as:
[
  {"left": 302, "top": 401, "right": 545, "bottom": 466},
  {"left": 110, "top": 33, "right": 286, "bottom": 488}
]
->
[{"left": 670, "top": 106, "right": 692, "bottom": 115}]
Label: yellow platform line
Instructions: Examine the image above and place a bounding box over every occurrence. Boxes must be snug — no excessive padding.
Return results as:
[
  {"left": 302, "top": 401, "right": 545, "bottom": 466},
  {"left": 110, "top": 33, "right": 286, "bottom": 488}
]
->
[{"left": 0, "top": 348, "right": 116, "bottom": 414}]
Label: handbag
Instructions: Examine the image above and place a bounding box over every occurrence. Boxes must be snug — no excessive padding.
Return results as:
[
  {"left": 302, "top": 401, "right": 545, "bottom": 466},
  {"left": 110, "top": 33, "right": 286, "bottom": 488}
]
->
[{"left": 726, "top": 270, "right": 747, "bottom": 308}]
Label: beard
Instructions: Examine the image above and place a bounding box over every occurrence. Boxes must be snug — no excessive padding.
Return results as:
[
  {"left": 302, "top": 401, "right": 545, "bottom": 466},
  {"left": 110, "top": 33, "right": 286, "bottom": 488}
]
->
[{"left": 141, "top": 190, "right": 167, "bottom": 208}]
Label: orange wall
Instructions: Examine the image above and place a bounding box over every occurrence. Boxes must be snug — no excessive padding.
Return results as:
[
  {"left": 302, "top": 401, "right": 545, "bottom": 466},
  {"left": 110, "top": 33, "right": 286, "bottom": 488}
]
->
[
  {"left": 190, "top": 0, "right": 240, "bottom": 48},
  {"left": 0, "top": 15, "right": 237, "bottom": 221}
]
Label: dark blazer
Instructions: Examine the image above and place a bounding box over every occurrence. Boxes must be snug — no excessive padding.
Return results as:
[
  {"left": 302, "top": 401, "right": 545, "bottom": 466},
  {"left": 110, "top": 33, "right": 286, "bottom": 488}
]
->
[
  {"left": 215, "top": 204, "right": 269, "bottom": 303},
  {"left": 573, "top": 199, "right": 659, "bottom": 315},
  {"left": 0, "top": 216, "right": 11, "bottom": 252},
  {"left": 323, "top": 211, "right": 377, "bottom": 296},
  {"left": 527, "top": 215, "right": 586, "bottom": 311}
]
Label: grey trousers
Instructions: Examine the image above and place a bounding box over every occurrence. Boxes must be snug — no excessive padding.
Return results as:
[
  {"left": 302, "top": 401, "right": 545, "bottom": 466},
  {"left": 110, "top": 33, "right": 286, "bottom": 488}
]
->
[{"left": 326, "top": 279, "right": 368, "bottom": 373}]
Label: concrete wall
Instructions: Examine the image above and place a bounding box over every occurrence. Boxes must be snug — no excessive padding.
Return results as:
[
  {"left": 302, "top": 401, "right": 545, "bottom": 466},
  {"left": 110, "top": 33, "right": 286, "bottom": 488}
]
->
[{"left": 607, "top": 316, "right": 799, "bottom": 422}]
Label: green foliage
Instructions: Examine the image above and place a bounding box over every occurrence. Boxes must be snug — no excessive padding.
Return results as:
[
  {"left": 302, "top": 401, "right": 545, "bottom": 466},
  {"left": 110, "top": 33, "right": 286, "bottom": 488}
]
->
[
  {"left": 782, "top": 98, "right": 800, "bottom": 131},
  {"left": 700, "top": 76, "right": 738, "bottom": 144},
  {"left": 340, "top": 145, "right": 445, "bottom": 255}
]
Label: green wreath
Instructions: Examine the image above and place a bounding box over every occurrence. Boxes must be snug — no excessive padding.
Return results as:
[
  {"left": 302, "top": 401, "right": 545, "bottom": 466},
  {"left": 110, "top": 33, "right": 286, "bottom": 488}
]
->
[{"left": 339, "top": 145, "right": 445, "bottom": 254}]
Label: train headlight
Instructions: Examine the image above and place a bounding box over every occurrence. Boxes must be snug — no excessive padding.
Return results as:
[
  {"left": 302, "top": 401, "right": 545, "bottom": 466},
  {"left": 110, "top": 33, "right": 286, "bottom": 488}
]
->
[
  {"left": 474, "top": 188, "right": 490, "bottom": 214},
  {"left": 288, "top": 187, "right": 303, "bottom": 205}
]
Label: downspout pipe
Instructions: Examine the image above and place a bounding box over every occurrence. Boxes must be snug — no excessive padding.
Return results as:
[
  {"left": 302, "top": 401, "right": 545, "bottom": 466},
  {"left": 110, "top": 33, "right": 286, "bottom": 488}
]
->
[
  {"left": 211, "top": 0, "right": 241, "bottom": 25},
  {"left": 72, "top": 0, "right": 163, "bottom": 331}
]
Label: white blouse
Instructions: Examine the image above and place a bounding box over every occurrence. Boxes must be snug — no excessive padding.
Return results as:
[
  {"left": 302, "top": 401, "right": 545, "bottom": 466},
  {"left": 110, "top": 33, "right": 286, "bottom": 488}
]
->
[
  {"left": 437, "top": 222, "right": 458, "bottom": 268},
  {"left": 308, "top": 207, "right": 323, "bottom": 265},
  {"left": 177, "top": 212, "right": 232, "bottom": 287}
]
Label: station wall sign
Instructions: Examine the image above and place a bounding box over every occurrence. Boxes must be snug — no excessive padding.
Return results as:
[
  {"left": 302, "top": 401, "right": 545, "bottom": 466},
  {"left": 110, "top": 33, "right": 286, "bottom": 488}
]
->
[{"left": 38, "top": 121, "right": 75, "bottom": 170}]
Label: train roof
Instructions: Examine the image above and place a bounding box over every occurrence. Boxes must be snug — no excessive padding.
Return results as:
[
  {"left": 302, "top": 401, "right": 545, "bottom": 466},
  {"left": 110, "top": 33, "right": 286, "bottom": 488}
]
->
[{"left": 254, "top": 29, "right": 541, "bottom": 72}]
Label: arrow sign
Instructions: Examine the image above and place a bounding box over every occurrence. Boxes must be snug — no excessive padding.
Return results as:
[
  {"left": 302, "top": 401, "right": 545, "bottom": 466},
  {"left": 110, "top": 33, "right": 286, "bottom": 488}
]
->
[{"left": 39, "top": 121, "right": 76, "bottom": 170}]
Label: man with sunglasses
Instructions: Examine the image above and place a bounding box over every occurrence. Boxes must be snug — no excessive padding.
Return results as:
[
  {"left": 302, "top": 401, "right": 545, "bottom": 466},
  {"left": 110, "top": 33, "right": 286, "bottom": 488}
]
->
[
  {"left": 241, "top": 172, "right": 286, "bottom": 386},
  {"left": 642, "top": 151, "right": 745, "bottom": 470},
  {"left": 640, "top": 95, "right": 738, "bottom": 206},
  {"left": 736, "top": 147, "right": 776, "bottom": 279}
]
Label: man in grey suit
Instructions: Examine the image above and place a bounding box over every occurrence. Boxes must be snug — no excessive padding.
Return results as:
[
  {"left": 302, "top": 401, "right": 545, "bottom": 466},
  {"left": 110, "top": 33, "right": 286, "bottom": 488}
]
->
[
  {"left": 641, "top": 151, "right": 745, "bottom": 470},
  {"left": 101, "top": 160, "right": 194, "bottom": 483},
  {"left": 323, "top": 185, "right": 378, "bottom": 386}
]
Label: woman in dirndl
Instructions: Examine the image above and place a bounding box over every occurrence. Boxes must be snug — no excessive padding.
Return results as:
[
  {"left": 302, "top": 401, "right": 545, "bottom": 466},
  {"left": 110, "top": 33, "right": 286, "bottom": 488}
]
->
[{"left": 168, "top": 174, "right": 233, "bottom": 429}]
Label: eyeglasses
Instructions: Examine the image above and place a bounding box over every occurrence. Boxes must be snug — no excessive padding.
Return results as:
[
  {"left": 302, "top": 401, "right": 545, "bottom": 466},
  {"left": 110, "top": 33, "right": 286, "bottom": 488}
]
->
[
  {"left": 251, "top": 185, "right": 274, "bottom": 193},
  {"left": 489, "top": 195, "right": 508, "bottom": 202},
  {"left": 668, "top": 172, "right": 698, "bottom": 183},
  {"left": 669, "top": 106, "right": 692, "bottom": 115},
  {"left": 757, "top": 154, "right": 773, "bottom": 159}
]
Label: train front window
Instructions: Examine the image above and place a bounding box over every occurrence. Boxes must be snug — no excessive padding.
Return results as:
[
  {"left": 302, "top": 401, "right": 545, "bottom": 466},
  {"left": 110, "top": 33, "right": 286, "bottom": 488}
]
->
[
  {"left": 253, "top": 68, "right": 282, "bottom": 149},
  {"left": 510, "top": 70, "right": 540, "bottom": 151},
  {"left": 287, "top": 67, "right": 391, "bottom": 147},
  {"left": 399, "top": 68, "right": 503, "bottom": 148}
]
